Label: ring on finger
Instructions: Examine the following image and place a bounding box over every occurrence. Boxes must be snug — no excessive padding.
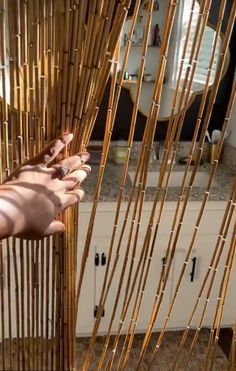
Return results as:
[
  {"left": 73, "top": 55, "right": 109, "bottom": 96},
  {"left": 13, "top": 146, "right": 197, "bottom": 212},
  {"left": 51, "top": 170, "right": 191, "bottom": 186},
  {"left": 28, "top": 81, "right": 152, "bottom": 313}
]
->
[{"left": 55, "top": 166, "right": 71, "bottom": 179}]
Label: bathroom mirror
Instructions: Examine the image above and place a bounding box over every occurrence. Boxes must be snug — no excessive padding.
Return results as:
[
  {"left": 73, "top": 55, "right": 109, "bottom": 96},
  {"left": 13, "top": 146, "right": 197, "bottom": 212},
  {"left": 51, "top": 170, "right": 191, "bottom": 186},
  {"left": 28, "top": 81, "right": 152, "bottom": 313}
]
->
[{"left": 118, "top": 0, "right": 230, "bottom": 120}]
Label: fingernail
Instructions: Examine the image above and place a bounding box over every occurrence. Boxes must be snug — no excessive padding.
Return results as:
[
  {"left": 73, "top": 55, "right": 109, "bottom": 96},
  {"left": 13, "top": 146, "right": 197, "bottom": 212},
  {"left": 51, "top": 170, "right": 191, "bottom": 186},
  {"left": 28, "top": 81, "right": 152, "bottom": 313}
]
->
[
  {"left": 62, "top": 133, "right": 73, "bottom": 143},
  {"left": 81, "top": 165, "right": 91, "bottom": 175},
  {"left": 77, "top": 151, "right": 90, "bottom": 163}
]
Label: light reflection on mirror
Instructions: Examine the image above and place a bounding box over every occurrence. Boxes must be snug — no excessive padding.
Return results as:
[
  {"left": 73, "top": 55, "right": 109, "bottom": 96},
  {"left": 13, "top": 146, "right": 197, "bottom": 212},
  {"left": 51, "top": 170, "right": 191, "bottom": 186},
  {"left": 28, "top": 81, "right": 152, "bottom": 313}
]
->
[{"left": 119, "top": 0, "right": 228, "bottom": 120}]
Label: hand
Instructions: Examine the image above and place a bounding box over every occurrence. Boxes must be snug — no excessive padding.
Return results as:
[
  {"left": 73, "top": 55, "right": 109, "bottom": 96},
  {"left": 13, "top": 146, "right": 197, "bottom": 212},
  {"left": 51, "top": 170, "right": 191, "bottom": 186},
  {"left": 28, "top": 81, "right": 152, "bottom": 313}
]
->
[{"left": 0, "top": 133, "right": 91, "bottom": 240}]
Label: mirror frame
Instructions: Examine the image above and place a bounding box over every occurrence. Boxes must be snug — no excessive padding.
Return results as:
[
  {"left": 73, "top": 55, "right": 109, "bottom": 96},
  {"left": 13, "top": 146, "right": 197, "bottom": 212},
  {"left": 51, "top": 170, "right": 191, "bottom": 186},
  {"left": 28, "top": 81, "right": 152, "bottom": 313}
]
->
[{"left": 119, "top": 0, "right": 230, "bottom": 121}]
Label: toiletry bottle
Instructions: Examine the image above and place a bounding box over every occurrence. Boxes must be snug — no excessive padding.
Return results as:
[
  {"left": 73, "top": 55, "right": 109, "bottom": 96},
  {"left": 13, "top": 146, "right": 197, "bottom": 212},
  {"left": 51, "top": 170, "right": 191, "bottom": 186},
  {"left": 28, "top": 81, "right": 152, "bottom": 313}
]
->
[
  {"left": 124, "top": 33, "right": 127, "bottom": 46},
  {"left": 136, "top": 16, "right": 144, "bottom": 44},
  {"left": 153, "top": 24, "right": 161, "bottom": 46}
]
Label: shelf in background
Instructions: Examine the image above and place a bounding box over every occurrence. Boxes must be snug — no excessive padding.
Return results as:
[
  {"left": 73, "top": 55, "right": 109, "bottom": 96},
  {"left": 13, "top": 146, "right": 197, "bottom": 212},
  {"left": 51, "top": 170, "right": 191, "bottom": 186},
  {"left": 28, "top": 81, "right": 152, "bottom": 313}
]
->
[
  {"left": 122, "top": 43, "right": 159, "bottom": 48},
  {"left": 122, "top": 80, "right": 156, "bottom": 85}
]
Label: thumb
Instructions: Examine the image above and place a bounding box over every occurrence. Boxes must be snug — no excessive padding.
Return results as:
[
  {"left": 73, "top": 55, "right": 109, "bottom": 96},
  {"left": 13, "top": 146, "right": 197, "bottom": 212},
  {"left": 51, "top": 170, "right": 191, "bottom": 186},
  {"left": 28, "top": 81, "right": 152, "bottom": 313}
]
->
[{"left": 44, "top": 220, "right": 65, "bottom": 236}]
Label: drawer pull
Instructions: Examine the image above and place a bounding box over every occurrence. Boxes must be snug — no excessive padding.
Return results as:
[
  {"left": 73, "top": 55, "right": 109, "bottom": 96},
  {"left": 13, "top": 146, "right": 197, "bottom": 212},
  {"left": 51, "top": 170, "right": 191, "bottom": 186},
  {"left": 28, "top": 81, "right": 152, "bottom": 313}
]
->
[
  {"left": 95, "top": 253, "right": 100, "bottom": 266},
  {"left": 190, "top": 257, "right": 197, "bottom": 282},
  {"left": 101, "top": 253, "right": 106, "bottom": 266}
]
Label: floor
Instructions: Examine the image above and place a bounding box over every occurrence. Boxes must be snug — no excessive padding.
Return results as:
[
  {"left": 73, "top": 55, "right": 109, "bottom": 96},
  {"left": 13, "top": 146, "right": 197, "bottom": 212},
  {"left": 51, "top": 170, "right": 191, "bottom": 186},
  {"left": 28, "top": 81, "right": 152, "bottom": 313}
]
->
[
  {"left": 0, "top": 329, "right": 233, "bottom": 370},
  {"left": 76, "top": 329, "right": 231, "bottom": 370}
]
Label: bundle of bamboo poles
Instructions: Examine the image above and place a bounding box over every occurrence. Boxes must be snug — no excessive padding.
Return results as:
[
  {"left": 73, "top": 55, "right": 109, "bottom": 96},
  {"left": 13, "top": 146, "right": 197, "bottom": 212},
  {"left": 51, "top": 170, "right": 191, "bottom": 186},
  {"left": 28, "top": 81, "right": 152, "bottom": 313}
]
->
[{"left": 0, "top": 0, "right": 236, "bottom": 370}]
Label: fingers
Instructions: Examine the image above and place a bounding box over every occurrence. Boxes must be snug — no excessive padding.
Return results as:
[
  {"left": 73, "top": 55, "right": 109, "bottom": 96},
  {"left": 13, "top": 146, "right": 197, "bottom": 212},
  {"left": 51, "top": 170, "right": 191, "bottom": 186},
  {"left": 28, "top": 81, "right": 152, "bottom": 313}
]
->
[
  {"left": 28, "top": 133, "right": 73, "bottom": 166},
  {"left": 62, "top": 165, "right": 91, "bottom": 190},
  {"left": 51, "top": 152, "right": 90, "bottom": 178},
  {"left": 44, "top": 220, "right": 65, "bottom": 236},
  {"left": 60, "top": 188, "right": 85, "bottom": 211}
]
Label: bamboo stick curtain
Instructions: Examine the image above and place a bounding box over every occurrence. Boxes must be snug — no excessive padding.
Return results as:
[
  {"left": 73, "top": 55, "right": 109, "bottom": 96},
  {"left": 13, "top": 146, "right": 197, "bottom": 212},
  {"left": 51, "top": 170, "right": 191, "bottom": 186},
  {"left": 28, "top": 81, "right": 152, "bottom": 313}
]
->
[{"left": 0, "top": 0, "right": 235, "bottom": 370}]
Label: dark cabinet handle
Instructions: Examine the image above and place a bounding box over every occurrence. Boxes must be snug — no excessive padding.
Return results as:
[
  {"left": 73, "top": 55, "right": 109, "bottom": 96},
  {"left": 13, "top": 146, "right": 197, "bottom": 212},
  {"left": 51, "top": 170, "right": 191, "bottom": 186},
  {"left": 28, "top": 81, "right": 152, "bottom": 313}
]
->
[
  {"left": 95, "top": 253, "right": 99, "bottom": 266},
  {"left": 94, "top": 305, "right": 105, "bottom": 318},
  {"left": 190, "top": 257, "right": 197, "bottom": 282},
  {"left": 101, "top": 253, "right": 106, "bottom": 266},
  {"left": 162, "top": 257, "right": 166, "bottom": 281}
]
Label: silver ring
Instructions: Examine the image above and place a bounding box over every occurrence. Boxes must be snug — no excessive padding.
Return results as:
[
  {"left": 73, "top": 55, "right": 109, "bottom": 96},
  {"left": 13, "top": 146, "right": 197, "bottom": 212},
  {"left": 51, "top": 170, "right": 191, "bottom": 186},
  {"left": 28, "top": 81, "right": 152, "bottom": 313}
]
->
[{"left": 56, "top": 166, "right": 70, "bottom": 179}]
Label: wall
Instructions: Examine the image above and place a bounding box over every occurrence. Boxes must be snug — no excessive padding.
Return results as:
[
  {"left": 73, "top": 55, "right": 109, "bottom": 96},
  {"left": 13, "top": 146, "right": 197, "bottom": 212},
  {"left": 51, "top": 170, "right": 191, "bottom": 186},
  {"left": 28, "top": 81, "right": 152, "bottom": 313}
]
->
[
  {"left": 92, "top": 0, "right": 236, "bottom": 142},
  {"left": 227, "top": 73, "right": 236, "bottom": 148}
]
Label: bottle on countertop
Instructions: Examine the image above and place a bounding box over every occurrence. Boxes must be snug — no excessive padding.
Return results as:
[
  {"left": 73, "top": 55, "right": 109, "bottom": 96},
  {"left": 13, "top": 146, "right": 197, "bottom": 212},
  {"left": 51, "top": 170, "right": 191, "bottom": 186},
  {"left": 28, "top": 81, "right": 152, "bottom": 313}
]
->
[
  {"left": 153, "top": 24, "right": 161, "bottom": 47},
  {"left": 123, "top": 33, "right": 127, "bottom": 46},
  {"left": 132, "top": 30, "right": 137, "bottom": 44},
  {"left": 154, "top": 0, "right": 160, "bottom": 11},
  {"left": 136, "top": 15, "right": 144, "bottom": 44}
]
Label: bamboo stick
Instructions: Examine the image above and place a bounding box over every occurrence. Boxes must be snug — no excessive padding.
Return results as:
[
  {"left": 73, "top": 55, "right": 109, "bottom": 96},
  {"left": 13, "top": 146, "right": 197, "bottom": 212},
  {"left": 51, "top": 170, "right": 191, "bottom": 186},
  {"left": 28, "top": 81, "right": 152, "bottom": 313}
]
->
[
  {"left": 77, "top": 0, "right": 142, "bottom": 331},
  {"left": 20, "top": 239, "right": 26, "bottom": 369},
  {"left": 135, "top": 0, "right": 236, "bottom": 366},
  {"left": 93, "top": 1, "right": 180, "bottom": 366},
  {"left": 0, "top": 241, "right": 5, "bottom": 370},
  {"left": 6, "top": 239, "right": 12, "bottom": 370},
  {"left": 12, "top": 238, "right": 20, "bottom": 369},
  {"left": 1, "top": 1, "right": 235, "bottom": 370},
  {"left": 26, "top": 240, "right": 31, "bottom": 370},
  {"left": 51, "top": 236, "right": 57, "bottom": 371},
  {"left": 207, "top": 221, "right": 236, "bottom": 370},
  {"left": 45, "top": 237, "right": 50, "bottom": 369},
  {"left": 116, "top": 2, "right": 210, "bottom": 364},
  {"left": 171, "top": 182, "right": 236, "bottom": 370},
  {"left": 40, "top": 239, "right": 45, "bottom": 370},
  {"left": 98, "top": 1, "right": 156, "bottom": 368},
  {"left": 228, "top": 319, "right": 236, "bottom": 370},
  {"left": 31, "top": 241, "right": 35, "bottom": 370},
  {"left": 119, "top": 0, "right": 230, "bottom": 366},
  {"left": 169, "top": 42, "right": 236, "bottom": 371}
]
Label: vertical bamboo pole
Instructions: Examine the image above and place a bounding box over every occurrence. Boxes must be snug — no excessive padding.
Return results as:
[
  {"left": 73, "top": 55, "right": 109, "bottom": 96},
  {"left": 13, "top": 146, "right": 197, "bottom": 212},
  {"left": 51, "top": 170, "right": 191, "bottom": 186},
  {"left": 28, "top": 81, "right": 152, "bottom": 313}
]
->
[
  {"left": 6, "top": 239, "right": 12, "bottom": 370},
  {"left": 98, "top": 1, "right": 156, "bottom": 368},
  {"left": 208, "top": 222, "right": 236, "bottom": 370},
  {"left": 20, "top": 239, "right": 26, "bottom": 369},
  {"left": 12, "top": 238, "right": 20, "bottom": 369},
  {"left": 0, "top": 241, "right": 5, "bottom": 370}
]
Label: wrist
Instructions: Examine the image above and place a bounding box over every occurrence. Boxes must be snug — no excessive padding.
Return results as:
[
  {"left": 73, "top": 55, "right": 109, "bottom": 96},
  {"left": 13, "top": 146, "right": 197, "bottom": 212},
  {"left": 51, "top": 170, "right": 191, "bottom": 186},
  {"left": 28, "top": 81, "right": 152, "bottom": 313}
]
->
[{"left": 0, "top": 186, "right": 23, "bottom": 239}]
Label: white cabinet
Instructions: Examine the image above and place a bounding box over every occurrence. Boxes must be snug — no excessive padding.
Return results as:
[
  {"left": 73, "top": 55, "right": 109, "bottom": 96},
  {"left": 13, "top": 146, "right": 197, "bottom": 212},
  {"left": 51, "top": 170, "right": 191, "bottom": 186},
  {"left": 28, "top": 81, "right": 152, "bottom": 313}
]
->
[
  {"left": 77, "top": 202, "right": 174, "bottom": 336},
  {"left": 2, "top": 201, "right": 234, "bottom": 340},
  {"left": 76, "top": 201, "right": 236, "bottom": 336},
  {"left": 168, "top": 235, "right": 218, "bottom": 328},
  {"left": 167, "top": 202, "right": 236, "bottom": 329}
]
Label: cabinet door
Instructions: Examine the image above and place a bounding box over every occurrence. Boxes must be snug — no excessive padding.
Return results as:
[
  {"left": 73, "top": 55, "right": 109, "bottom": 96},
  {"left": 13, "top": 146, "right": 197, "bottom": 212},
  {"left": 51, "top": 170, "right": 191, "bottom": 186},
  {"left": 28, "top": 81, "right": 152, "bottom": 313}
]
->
[
  {"left": 76, "top": 232, "right": 95, "bottom": 336},
  {"left": 94, "top": 233, "right": 173, "bottom": 335},
  {"left": 206, "top": 231, "right": 236, "bottom": 327},
  {"left": 168, "top": 233, "right": 236, "bottom": 329},
  {"left": 94, "top": 235, "right": 134, "bottom": 335}
]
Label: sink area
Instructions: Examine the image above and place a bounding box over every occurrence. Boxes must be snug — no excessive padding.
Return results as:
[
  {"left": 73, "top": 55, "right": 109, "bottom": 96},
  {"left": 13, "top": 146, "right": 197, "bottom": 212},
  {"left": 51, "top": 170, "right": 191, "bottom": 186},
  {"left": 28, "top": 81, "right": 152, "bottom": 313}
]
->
[{"left": 128, "top": 170, "right": 218, "bottom": 188}]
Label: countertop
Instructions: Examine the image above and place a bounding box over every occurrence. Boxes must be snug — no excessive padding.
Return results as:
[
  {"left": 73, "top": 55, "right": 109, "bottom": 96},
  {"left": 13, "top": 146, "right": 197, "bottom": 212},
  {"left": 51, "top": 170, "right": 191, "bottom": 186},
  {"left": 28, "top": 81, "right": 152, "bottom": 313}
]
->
[{"left": 83, "top": 160, "right": 235, "bottom": 203}]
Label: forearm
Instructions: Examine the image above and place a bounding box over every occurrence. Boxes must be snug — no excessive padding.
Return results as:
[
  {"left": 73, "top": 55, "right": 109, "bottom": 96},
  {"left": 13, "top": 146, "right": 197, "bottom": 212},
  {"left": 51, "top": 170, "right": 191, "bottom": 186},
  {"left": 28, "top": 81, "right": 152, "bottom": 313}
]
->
[
  {"left": 0, "top": 213, "right": 13, "bottom": 239},
  {"left": 0, "top": 187, "right": 22, "bottom": 239}
]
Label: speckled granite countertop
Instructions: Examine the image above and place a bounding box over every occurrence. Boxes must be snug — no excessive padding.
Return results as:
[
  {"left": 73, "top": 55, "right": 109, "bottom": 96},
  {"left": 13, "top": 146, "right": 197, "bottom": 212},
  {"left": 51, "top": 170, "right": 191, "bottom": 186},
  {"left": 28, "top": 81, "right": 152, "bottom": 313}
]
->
[{"left": 83, "top": 160, "right": 235, "bottom": 202}]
